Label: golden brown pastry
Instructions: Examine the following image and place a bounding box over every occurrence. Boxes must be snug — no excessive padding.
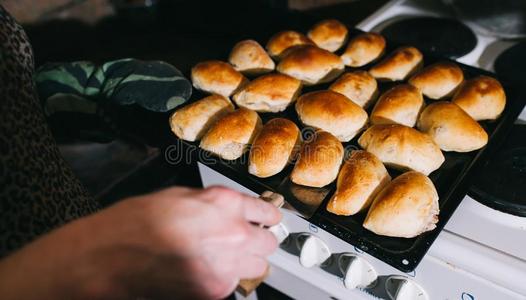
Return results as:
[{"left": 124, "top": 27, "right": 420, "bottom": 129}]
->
[
  {"left": 408, "top": 61, "right": 464, "bottom": 99},
  {"left": 329, "top": 71, "right": 378, "bottom": 108},
  {"left": 169, "top": 94, "right": 234, "bottom": 141},
  {"left": 363, "top": 171, "right": 439, "bottom": 238},
  {"left": 417, "top": 102, "right": 488, "bottom": 152},
  {"left": 277, "top": 45, "right": 345, "bottom": 85},
  {"left": 291, "top": 130, "right": 344, "bottom": 188},
  {"left": 452, "top": 75, "right": 506, "bottom": 121},
  {"left": 307, "top": 19, "right": 348, "bottom": 52},
  {"left": 232, "top": 73, "right": 302, "bottom": 112},
  {"left": 191, "top": 60, "right": 248, "bottom": 97},
  {"left": 370, "top": 84, "right": 424, "bottom": 127},
  {"left": 200, "top": 108, "right": 262, "bottom": 160},
  {"left": 369, "top": 46, "right": 423, "bottom": 81},
  {"left": 341, "top": 32, "right": 386, "bottom": 67},
  {"left": 228, "top": 39, "right": 275, "bottom": 75},
  {"left": 266, "top": 30, "right": 315, "bottom": 59},
  {"left": 327, "top": 150, "right": 391, "bottom": 216},
  {"left": 248, "top": 118, "right": 301, "bottom": 178},
  {"left": 295, "top": 90, "right": 368, "bottom": 142},
  {"left": 358, "top": 124, "right": 445, "bottom": 175}
]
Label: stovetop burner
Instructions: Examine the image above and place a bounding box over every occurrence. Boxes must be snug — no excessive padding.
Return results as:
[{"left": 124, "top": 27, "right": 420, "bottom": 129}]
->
[
  {"left": 470, "top": 125, "right": 526, "bottom": 216},
  {"left": 380, "top": 16, "right": 477, "bottom": 59},
  {"left": 494, "top": 41, "right": 526, "bottom": 84}
]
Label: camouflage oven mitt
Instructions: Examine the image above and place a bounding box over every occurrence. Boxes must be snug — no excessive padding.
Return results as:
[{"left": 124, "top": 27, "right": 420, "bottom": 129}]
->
[{"left": 35, "top": 58, "right": 192, "bottom": 142}]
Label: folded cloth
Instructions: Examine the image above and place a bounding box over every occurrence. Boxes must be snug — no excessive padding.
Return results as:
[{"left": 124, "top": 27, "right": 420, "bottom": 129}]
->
[
  {"left": 36, "top": 58, "right": 192, "bottom": 113},
  {"left": 35, "top": 59, "right": 192, "bottom": 142}
]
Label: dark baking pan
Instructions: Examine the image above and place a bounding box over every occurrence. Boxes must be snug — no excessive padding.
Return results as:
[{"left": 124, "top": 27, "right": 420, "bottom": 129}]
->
[{"left": 162, "top": 28, "right": 526, "bottom": 272}]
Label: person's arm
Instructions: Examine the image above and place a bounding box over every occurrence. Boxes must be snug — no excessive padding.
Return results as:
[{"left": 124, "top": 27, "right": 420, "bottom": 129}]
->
[{"left": 0, "top": 186, "right": 281, "bottom": 300}]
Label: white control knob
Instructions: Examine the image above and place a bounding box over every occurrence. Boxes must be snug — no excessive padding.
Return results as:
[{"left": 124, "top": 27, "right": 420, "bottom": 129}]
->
[
  {"left": 338, "top": 254, "right": 378, "bottom": 289},
  {"left": 385, "top": 275, "right": 428, "bottom": 300},
  {"left": 297, "top": 234, "right": 331, "bottom": 268},
  {"left": 268, "top": 223, "right": 289, "bottom": 244}
]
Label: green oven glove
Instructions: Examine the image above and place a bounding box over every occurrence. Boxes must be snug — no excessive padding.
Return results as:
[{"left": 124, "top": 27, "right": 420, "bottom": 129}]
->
[{"left": 35, "top": 58, "right": 192, "bottom": 143}]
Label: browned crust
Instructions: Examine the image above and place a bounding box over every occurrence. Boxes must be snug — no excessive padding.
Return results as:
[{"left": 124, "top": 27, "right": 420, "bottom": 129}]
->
[
  {"left": 291, "top": 130, "right": 344, "bottom": 187},
  {"left": 233, "top": 73, "right": 302, "bottom": 112},
  {"left": 370, "top": 84, "right": 424, "bottom": 127},
  {"left": 248, "top": 118, "right": 301, "bottom": 178},
  {"left": 357, "top": 124, "right": 445, "bottom": 175},
  {"left": 408, "top": 61, "right": 464, "bottom": 99},
  {"left": 363, "top": 171, "right": 439, "bottom": 238},
  {"left": 417, "top": 101, "right": 488, "bottom": 152},
  {"left": 369, "top": 46, "right": 423, "bottom": 81},
  {"left": 169, "top": 94, "right": 234, "bottom": 141},
  {"left": 307, "top": 19, "right": 349, "bottom": 52},
  {"left": 452, "top": 75, "right": 506, "bottom": 121},
  {"left": 295, "top": 90, "right": 368, "bottom": 141},
  {"left": 341, "top": 32, "right": 386, "bottom": 67},
  {"left": 191, "top": 60, "right": 248, "bottom": 96},
  {"left": 329, "top": 70, "right": 378, "bottom": 107},
  {"left": 327, "top": 150, "right": 391, "bottom": 216},
  {"left": 200, "top": 108, "right": 262, "bottom": 160},
  {"left": 266, "top": 30, "right": 315, "bottom": 58},
  {"left": 229, "top": 39, "right": 275, "bottom": 75},
  {"left": 277, "top": 45, "right": 344, "bottom": 85}
]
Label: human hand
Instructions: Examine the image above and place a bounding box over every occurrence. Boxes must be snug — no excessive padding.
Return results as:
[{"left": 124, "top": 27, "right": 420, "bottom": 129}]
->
[{"left": 0, "top": 186, "right": 281, "bottom": 300}]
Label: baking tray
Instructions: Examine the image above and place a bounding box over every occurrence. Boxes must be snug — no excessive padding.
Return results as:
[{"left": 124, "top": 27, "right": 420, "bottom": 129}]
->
[{"left": 162, "top": 28, "right": 526, "bottom": 272}]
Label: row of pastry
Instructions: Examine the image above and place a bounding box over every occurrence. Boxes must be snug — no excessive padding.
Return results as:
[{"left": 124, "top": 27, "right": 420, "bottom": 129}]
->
[
  {"left": 170, "top": 22, "right": 506, "bottom": 238},
  {"left": 191, "top": 19, "right": 383, "bottom": 96},
  {"left": 185, "top": 64, "right": 504, "bottom": 157},
  {"left": 170, "top": 102, "right": 438, "bottom": 238}
]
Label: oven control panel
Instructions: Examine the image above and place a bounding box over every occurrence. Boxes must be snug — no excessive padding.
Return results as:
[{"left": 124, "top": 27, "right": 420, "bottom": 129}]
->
[
  {"left": 271, "top": 209, "right": 430, "bottom": 300},
  {"left": 198, "top": 162, "right": 526, "bottom": 300}
]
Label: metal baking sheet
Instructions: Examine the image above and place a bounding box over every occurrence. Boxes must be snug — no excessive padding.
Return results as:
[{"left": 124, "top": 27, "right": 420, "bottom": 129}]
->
[{"left": 162, "top": 28, "right": 526, "bottom": 272}]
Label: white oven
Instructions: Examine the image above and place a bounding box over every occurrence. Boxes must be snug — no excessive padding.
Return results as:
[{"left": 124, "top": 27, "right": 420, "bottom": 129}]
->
[{"left": 197, "top": 1, "right": 526, "bottom": 299}]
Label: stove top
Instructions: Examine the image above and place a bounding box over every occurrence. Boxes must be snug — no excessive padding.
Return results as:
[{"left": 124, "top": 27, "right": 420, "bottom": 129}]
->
[
  {"left": 494, "top": 41, "right": 526, "bottom": 84},
  {"left": 355, "top": 0, "right": 526, "bottom": 264},
  {"left": 470, "top": 125, "right": 526, "bottom": 217},
  {"left": 380, "top": 16, "right": 477, "bottom": 59}
]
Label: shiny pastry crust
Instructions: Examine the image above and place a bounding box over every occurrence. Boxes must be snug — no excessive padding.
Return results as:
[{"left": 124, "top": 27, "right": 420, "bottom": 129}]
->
[
  {"left": 248, "top": 118, "right": 301, "bottom": 178},
  {"left": 341, "top": 32, "right": 386, "bottom": 67},
  {"left": 363, "top": 171, "right": 439, "bottom": 238},
  {"left": 417, "top": 102, "right": 488, "bottom": 152},
  {"left": 191, "top": 60, "right": 248, "bottom": 97},
  {"left": 369, "top": 46, "right": 423, "bottom": 81},
  {"left": 358, "top": 124, "right": 445, "bottom": 175},
  {"left": 233, "top": 73, "right": 302, "bottom": 112},
  {"left": 329, "top": 71, "right": 378, "bottom": 108},
  {"left": 291, "top": 130, "right": 344, "bottom": 187},
  {"left": 452, "top": 75, "right": 506, "bottom": 121},
  {"left": 409, "top": 61, "right": 464, "bottom": 99},
  {"left": 295, "top": 90, "right": 368, "bottom": 142},
  {"left": 370, "top": 84, "right": 424, "bottom": 127},
  {"left": 169, "top": 94, "right": 234, "bottom": 141},
  {"left": 307, "top": 19, "right": 348, "bottom": 52},
  {"left": 327, "top": 150, "right": 391, "bottom": 216},
  {"left": 200, "top": 108, "right": 262, "bottom": 160}
]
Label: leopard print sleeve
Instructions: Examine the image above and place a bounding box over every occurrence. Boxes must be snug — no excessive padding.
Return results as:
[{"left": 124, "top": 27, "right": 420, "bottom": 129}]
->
[{"left": 0, "top": 5, "right": 99, "bottom": 257}]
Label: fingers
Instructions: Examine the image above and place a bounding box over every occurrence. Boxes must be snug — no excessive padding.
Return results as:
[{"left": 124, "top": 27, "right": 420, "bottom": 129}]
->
[
  {"left": 235, "top": 256, "right": 269, "bottom": 279},
  {"left": 203, "top": 186, "right": 282, "bottom": 226},
  {"left": 204, "top": 256, "right": 267, "bottom": 299},
  {"left": 244, "top": 225, "right": 279, "bottom": 257},
  {"left": 239, "top": 194, "right": 282, "bottom": 226},
  {"left": 213, "top": 254, "right": 268, "bottom": 281}
]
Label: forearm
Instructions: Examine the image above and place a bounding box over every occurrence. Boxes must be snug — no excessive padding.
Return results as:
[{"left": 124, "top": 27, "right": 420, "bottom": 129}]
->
[{"left": 0, "top": 215, "right": 121, "bottom": 300}]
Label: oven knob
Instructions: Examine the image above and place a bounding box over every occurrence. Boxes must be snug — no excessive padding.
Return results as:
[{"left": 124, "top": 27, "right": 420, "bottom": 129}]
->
[
  {"left": 297, "top": 234, "right": 331, "bottom": 268},
  {"left": 385, "top": 275, "right": 428, "bottom": 300},
  {"left": 338, "top": 254, "right": 378, "bottom": 289},
  {"left": 268, "top": 222, "right": 289, "bottom": 244}
]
